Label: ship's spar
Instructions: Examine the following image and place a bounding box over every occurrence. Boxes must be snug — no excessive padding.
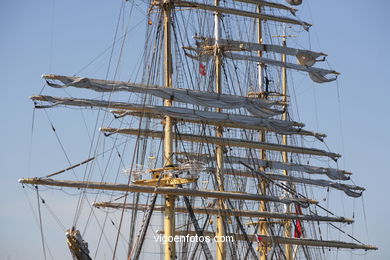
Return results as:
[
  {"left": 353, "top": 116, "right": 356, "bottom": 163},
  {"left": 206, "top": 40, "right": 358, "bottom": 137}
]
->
[{"left": 20, "top": 0, "right": 378, "bottom": 259}]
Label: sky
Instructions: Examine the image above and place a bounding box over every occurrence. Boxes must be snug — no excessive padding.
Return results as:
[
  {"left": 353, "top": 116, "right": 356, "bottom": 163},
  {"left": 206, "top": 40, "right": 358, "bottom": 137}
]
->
[{"left": 1, "top": 0, "right": 390, "bottom": 259}]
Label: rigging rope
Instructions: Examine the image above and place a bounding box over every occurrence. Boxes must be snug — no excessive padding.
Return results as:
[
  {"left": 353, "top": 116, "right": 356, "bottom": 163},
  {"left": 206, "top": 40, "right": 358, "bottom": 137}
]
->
[{"left": 36, "top": 186, "right": 47, "bottom": 260}]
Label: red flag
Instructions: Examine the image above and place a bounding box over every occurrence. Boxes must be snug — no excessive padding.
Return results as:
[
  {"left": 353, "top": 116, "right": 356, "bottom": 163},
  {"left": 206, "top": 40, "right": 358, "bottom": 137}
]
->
[
  {"left": 294, "top": 204, "right": 303, "bottom": 238},
  {"left": 199, "top": 63, "right": 206, "bottom": 76}
]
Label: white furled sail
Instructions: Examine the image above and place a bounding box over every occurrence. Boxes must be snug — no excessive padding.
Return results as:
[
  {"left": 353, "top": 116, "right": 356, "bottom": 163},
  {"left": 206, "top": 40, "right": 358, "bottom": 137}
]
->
[
  {"left": 185, "top": 37, "right": 336, "bottom": 82},
  {"left": 92, "top": 202, "right": 354, "bottom": 223},
  {"left": 29, "top": 95, "right": 327, "bottom": 139},
  {"left": 42, "top": 74, "right": 282, "bottom": 117},
  {"left": 19, "top": 178, "right": 317, "bottom": 206},
  {"left": 233, "top": 0, "right": 298, "bottom": 15},
  {"left": 250, "top": 170, "right": 363, "bottom": 197},
  {"left": 173, "top": 0, "right": 310, "bottom": 28},
  {"left": 188, "top": 36, "right": 327, "bottom": 67},
  {"left": 176, "top": 153, "right": 351, "bottom": 180},
  {"left": 309, "top": 71, "right": 339, "bottom": 83},
  {"left": 225, "top": 53, "right": 338, "bottom": 83},
  {"left": 100, "top": 128, "right": 341, "bottom": 160},
  {"left": 296, "top": 50, "right": 322, "bottom": 66},
  {"left": 197, "top": 167, "right": 363, "bottom": 197}
]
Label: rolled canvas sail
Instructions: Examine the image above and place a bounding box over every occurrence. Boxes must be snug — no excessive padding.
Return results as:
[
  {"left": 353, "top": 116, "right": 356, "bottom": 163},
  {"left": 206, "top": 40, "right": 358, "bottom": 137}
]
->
[{"left": 43, "top": 74, "right": 283, "bottom": 117}]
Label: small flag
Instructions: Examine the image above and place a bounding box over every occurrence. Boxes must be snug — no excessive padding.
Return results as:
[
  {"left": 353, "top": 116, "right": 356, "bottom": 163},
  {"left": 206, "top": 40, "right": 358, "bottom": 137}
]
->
[
  {"left": 199, "top": 63, "right": 206, "bottom": 76},
  {"left": 294, "top": 204, "right": 303, "bottom": 238}
]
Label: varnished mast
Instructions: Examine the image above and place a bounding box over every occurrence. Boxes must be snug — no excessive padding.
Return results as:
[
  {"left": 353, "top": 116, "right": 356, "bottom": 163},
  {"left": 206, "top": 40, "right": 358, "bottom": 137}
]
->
[
  {"left": 162, "top": 0, "right": 175, "bottom": 259},
  {"left": 257, "top": 5, "right": 268, "bottom": 260},
  {"left": 281, "top": 34, "right": 292, "bottom": 260},
  {"left": 214, "top": 1, "right": 226, "bottom": 259}
]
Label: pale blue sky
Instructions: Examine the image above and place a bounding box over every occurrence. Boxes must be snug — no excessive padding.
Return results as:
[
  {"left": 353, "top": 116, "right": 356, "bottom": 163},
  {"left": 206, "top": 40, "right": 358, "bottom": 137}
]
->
[{"left": 1, "top": 0, "right": 389, "bottom": 259}]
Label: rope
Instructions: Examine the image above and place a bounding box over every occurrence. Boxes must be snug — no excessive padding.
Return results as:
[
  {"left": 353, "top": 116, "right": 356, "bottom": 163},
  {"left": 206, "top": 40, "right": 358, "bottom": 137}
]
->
[
  {"left": 36, "top": 186, "right": 47, "bottom": 260},
  {"left": 46, "top": 157, "right": 95, "bottom": 178}
]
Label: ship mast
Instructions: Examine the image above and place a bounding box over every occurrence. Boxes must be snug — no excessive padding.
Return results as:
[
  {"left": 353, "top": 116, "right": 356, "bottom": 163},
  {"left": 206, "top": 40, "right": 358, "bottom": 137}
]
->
[
  {"left": 257, "top": 5, "right": 268, "bottom": 260},
  {"left": 281, "top": 32, "right": 292, "bottom": 260},
  {"left": 162, "top": 0, "right": 175, "bottom": 259},
  {"left": 214, "top": 1, "right": 226, "bottom": 259}
]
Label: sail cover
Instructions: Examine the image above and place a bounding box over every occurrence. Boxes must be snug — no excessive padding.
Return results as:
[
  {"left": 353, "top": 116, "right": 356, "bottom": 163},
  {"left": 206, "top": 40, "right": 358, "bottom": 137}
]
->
[{"left": 42, "top": 74, "right": 282, "bottom": 117}]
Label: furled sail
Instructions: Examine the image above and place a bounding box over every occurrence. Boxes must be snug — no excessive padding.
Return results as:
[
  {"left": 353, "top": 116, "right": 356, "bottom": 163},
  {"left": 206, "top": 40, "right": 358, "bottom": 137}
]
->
[
  {"left": 176, "top": 153, "right": 350, "bottom": 180},
  {"left": 187, "top": 36, "right": 327, "bottom": 67},
  {"left": 172, "top": 0, "right": 310, "bottom": 28},
  {"left": 42, "top": 74, "right": 282, "bottom": 117},
  {"left": 31, "top": 95, "right": 329, "bottom": 138},
  {"left": 19, "top": 178, "right": 317, "bottom": 206},
  {"left": 157, "top": 230, "right": 376, "bottom": 250},
  {"left": 309, "top": 71, "right": 339, "bottom": 83},
  {"left": 114, "top": 110, "right": 325, "bottom": 140},
  {"left": 93, "top": 202, "right": 354, "bottom": 223},
  {"left": 249, "top": 170, "right": 363, "bottom": 197},
  {"left": 31, "top": 95, "right": 297, "bottom": 128},
  {"left": 296, "top": 50, "right": 323, "bottom": 66},
  {"left": 100, "top": 128, "right": 341, "bottom": 160},
  {"left": 233, "top": 0, "right": 298, "bottom": 15},
  {"left": 225, "top": 53, "right": 339, "bottom": 83},
  {"left": 197, "top": 167, "right": 363, "bottom": 197},
  {"left": 164, "top": 231, "right": 377, "bottom": 250}
]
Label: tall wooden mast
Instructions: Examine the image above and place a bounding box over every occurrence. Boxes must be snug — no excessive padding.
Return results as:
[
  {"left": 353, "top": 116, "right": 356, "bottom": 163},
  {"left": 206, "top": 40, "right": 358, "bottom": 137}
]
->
[
  {"left": 257, "top": 5, "right": 268, "bottom": 260},
  {"left": 162, "top": 0, "right": 175, "bottom": 259},
  {"left": 214, "top": 0, "right": 226, "bottom": 259},
  {"left": 281, "top": 34, "right": 292, "bottom": 260}
]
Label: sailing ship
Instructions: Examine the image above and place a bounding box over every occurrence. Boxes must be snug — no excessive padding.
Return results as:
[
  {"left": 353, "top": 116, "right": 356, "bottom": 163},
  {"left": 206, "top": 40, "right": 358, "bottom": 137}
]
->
[{"left": 20, "top": 0, "right": 378, "bottom": 259}]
